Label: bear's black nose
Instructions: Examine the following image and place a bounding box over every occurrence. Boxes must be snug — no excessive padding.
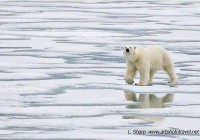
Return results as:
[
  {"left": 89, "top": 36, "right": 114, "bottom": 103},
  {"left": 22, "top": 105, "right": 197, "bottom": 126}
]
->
[{"left": 126, "top": 48, "right": 129, "bottom": 52}]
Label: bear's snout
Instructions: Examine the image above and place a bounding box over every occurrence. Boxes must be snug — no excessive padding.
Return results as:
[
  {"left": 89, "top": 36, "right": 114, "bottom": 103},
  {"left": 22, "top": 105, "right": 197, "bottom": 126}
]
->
[{"left": 126, "top": 48, "right": 129, "bottom": 52}]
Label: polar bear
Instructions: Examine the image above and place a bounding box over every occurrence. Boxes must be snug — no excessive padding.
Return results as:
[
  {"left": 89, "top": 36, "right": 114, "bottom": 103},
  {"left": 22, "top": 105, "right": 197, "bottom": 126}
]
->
[{"left": 122, "top": 46, "right": 177, "bottom": 85}]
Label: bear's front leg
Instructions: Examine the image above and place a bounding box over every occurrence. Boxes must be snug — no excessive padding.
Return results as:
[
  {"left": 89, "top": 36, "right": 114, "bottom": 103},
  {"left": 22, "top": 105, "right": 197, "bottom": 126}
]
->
[
  {"left": 136, "top": 69, "right": 150, "bottom": 86},
  {"left": 125, "top": 68, "right": 137, "bottom": 85}
]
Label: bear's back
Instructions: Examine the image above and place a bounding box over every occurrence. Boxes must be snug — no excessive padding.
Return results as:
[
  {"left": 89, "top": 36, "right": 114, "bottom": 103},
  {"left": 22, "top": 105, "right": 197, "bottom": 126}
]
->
[{"left": 144, "top": 46, "right": 169, "bottom": 70}]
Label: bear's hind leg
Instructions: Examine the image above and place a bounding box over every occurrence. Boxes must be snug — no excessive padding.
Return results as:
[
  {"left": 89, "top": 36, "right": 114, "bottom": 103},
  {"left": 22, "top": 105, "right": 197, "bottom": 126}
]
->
[{"left": 164, "top": 66, "right": 177, "bottom": 83}]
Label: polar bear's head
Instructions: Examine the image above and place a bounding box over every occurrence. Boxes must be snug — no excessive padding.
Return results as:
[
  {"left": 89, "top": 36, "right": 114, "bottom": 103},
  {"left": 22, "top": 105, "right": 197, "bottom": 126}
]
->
[{"left": 122, "top": 46, "right": 137, "bottom": 62}]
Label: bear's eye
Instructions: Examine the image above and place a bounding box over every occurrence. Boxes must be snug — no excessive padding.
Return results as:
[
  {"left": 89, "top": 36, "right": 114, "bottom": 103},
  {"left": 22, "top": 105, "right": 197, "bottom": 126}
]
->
[
  {"left": 130, "top": 47, "right": 132, "bottom": 49},
  {"left": 134, "top": 47, "right": 136, "bottom": 49}
]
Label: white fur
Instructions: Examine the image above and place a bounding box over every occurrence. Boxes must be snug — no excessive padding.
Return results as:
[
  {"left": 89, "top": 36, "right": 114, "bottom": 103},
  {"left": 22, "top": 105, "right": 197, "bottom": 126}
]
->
[{"left": 122, "top": 46, "right": 178, "bottom": 85}]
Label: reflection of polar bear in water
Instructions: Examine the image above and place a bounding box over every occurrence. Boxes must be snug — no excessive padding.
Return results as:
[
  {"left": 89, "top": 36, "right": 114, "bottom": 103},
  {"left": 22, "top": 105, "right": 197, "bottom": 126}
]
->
[
  {"left": 123, "top": 90, "right": 174, "bottom": 122},
  {"left": 123, "top": 91, "right": 174, "bottom": 122},
  {"left": 122, "top": 46, "right": 178, "bottom": 85},
  {"left": 124, "top": 91, "right": 174, "bottom": 108}
]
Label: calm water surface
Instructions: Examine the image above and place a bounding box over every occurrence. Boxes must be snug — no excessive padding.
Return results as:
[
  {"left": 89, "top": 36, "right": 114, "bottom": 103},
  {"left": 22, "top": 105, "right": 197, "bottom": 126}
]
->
[{"left": 0, "top": 0, "right": 200, "bottom": 139}]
